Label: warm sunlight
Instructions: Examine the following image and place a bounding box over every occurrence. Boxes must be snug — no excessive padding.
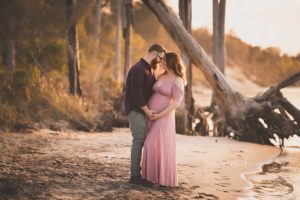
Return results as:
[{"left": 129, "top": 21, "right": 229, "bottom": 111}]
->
[
  {"left": 169, "top": 0, "right": 300, "bottom": 56},
  {"left": 0, "top": 1, "right": 299, "bottom": 199}
]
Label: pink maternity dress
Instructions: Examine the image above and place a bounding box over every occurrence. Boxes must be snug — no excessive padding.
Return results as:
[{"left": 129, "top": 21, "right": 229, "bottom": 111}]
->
[{"left": 141, "top": 77, "right": 184, "bottom": 187}]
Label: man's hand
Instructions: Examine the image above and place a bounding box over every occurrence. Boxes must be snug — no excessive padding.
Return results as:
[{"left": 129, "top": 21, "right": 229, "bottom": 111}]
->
[
  {"left": 145, "top": 109, "right": 156, "bottom": 119},
  {"left": 150, "top": 113, "right": 162, "bottom": 121},
  {"left": 141, "top": 106, "right": 155, "bottom": 118}
]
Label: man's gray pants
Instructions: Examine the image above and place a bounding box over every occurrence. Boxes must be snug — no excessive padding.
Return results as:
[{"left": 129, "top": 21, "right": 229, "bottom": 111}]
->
[{"left": 128, "top": 111, "right": 146, "bottom": 178}]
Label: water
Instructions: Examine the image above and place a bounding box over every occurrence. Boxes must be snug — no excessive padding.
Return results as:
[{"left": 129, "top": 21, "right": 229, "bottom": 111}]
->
[
  {"left": 238, "top": 87, "right": 300, "bottom": 199},
  {"left": 193, "top": 85, "right": 300, "bottom": 199},
  {"left": 244, "top": 148, "right": 300, "bottom": 199},
  {"left": 233, "top": 87, "right": 300, "bottom": 199}
]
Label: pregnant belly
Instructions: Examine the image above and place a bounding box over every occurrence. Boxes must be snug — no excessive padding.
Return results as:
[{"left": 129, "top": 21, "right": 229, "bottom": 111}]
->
[{"left": 148, "top": 93, "right": 171, "bottom": 113}]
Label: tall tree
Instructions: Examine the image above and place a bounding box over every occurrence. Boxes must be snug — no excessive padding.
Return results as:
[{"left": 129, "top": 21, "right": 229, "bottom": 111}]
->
[
  {"left": 93, "top": 0, "right": 102, "bottom": 63},
  {"left": 66, "top": 0, "right": 82, "bottom": 96},
  {"left": 179, "top": 0, "right": 193, "bottom": 134},
  {"left": 211, "top": 0, "right": 226, "bottom": 135},
  {"left": 218, "top": 0, "right": 226, "bottom": 72},
  {"left": 3, "top": 40, "right": 15, "bottom": 71},
  {"left": 122, "top": 0, "right": 132, "bottom": 81},
  {"left": 212, "top": 0, "right": 226, "bottom": 73},
  {"left": 141, "top": 0, "right": 300, "bottom": 146},
  {"left": 114, "top": 0, "right": 122, "bottom": 83},
  {"left": 0, "top": 1, "right": 21, "bottom": 71},
  {"left": 2, "top": 0, "right": 66, "bottom": 71}
]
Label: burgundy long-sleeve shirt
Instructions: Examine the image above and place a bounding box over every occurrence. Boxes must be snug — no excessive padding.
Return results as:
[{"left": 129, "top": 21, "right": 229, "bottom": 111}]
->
[{"left": 124, "top": 59, "right": 156, "bottom": 115}]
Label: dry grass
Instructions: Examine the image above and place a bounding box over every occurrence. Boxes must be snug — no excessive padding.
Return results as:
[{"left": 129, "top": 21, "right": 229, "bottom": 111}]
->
[{"left": 0, "top": 67, "right": 122, "bottom": 132}]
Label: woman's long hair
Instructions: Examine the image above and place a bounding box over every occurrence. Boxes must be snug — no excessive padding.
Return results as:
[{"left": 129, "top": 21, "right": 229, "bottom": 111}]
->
[{"left": 165, "top": 52, "right": 186, "bottom": 84}]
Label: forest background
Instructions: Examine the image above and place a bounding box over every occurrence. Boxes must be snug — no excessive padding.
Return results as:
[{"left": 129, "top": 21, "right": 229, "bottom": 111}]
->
[{"left": 1, "top": 0, "right": 299, "bottom": 132}]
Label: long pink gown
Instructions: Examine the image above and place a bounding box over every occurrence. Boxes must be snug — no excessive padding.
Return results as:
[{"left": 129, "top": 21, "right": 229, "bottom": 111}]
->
[{"left": 141, "top": 77, "right": 184, "bottom": 187}]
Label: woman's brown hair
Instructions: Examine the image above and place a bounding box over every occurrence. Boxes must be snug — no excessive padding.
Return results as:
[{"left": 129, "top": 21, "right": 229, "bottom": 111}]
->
[{"left": 165, "top": 52, "right": 185, "bottom": 81}]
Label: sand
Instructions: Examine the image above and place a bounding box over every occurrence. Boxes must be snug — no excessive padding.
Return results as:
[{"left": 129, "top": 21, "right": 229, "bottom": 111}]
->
[
  {"left": 192, "top": 66, "right": 300, "bottom": 199},
  {"left": 1, "top": 66, "right": 299, "bottom": 199},
  {"left": 0, "top": 128, "right": 280, "bottom": 199}
]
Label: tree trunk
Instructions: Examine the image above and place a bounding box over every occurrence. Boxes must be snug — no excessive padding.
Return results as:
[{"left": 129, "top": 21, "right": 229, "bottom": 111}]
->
[
  {"left": 3, "top": 40, "right": 15, "bottom": 71},
  {"left": 95, "top": 0, "right": 102, "bottom": 40},
  {"left": 142, "top": 0, "right": 300, "bottom": 146},
  {"left": 178, "top": 0, "right": 193, "bottom": 134},
  {"left": 94, "top": 0, "right": 102, "bottom": 63},
  {"left": 66, "top": 0, "right": 82, "bottom": 96},
  {"left": 212, "top": 0, "right": 219, "bottom": 67},
  {"left": 212, "top": 0, "right": 226, "bottom": 72},
  {"left": 114, "top": 0, "right": 122, "bottom": 83},
  {"left": 122, "top": 0, "right": 132, "bottom": 81},
  {"left": 211, "top": 0, "right": 226, "bottom": 135},
  {"left": 210, "top": 0, "right": 219, "bottom": 134},
  {"left": 213, "top": 0, "right": 226, "bottom": 73},
  {"left": 218, "top": 0, "right": 226, "bottom": 72}
]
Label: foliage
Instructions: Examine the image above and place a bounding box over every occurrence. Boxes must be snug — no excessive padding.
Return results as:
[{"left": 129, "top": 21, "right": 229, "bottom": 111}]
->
[
  {"left": 192, "top": 28, "right": 300, "bottom": 86},
  {"left": 0, "top": 68, "right": 118, "bottom": 132},
  {"left": 0, "top": 1, "right": 299, "bottom": 132}
]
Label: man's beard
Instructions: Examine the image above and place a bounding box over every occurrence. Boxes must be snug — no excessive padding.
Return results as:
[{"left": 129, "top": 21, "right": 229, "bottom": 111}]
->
[{"left": 150, "top": 59, "right": 159, "bottom": 70}]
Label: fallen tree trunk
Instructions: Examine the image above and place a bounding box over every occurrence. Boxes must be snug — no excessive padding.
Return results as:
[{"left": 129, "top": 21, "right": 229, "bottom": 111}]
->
[{"left": 142, "top": 0, "right": 300, "bottom": 146}]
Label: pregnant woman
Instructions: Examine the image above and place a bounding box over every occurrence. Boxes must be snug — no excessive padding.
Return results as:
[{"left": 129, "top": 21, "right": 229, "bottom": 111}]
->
[{"left": 141, "top": 52, "right": 185, "bottom": 187}]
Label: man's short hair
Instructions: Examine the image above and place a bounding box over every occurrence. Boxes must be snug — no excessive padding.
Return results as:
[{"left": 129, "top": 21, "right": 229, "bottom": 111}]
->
[{"left": 148, "top": 44, "right": 166, "bottom": 54}]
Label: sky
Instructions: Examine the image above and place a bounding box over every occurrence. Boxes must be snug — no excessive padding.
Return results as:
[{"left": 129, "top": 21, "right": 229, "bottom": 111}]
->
[{"left": 168, "top": 0, "right": 300, "bottom": 56}]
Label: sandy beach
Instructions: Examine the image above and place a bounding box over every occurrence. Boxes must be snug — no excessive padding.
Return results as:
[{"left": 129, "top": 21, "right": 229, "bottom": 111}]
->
[
  {"left": 193, "top": 66, "right": 300, "bottom": 199},
  {"left": 0, "top": 67, "right": 299, "bottom": 199},
  {"left": 0, "top": 128, "right": 281, "bottom": 199},
  {"left": 244, "top": 147, "right": 300, "bottom": 199}
]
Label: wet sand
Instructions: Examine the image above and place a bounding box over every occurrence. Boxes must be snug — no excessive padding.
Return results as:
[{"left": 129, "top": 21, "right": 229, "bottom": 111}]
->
[
  {"left": 193, "top": 66, "right": 300, "bottom": 199},
  {"left": 242, "top": 148, "right": 300, "bottom": 200},
  {"left": 0, "top": 128, "right": 279, "bottom": 199}
]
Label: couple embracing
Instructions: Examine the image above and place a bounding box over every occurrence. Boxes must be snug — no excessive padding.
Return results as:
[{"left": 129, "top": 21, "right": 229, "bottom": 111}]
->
[{"left": 124, "top": 44, "right": 185, "bottom": 187}]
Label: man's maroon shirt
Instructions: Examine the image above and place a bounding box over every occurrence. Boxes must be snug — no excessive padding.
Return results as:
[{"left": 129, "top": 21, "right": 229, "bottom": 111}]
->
[{"left": 124, "top": 59, "right": 156, "bottom": 115}]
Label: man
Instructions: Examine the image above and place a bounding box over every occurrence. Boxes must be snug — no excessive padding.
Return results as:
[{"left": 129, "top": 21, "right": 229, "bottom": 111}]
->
[{"left": 124, "top": 44, "right": 166, "bottom": 184}]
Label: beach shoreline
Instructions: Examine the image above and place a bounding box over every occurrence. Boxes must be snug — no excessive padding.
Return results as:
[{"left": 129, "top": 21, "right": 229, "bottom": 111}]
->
[
  {"left": 0, "top": 128, "right": 281, "bottom": 199},
  {"left": 1, "top": 66, "right": 298, "bottom": 199},
  {"left": 192, "top": 66, "right": 300, "bottom": 199},
  {"left": 242, "top": 147, "right": 300, "bottom": 199},
  {"left": 239, "top": 153, "right": 280, "bottom": 199},
  {"left": 175, "top": 133, "right": 280, "bottom": 199}
]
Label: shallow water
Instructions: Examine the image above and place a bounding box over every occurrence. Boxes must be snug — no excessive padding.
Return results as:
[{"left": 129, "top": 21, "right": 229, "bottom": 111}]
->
[
  {"left": 238, "top": 88, "right": 300, "bottom": 199},
  {"left": 193, "top": 85, "right": 300, "bottom": 199},
  {"left": 243, "top": 148, "right": 300, "bottom": 199}
]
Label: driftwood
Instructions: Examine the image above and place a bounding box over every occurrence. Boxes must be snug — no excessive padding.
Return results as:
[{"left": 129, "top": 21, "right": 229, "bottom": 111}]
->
[
  {"left": 142, "top": 0, "right": 300, "bottom": 147},
  {"left": 194, "top": 107, "right": 209, "bottom": 136}
]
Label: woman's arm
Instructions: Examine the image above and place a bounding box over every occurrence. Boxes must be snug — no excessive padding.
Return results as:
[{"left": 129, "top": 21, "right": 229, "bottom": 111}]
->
[
  {"left": 150, "top": 77, "right": 184, "bottom": 120},
  {"left": 150, "top": 100, "right": 180, "bottom": 120}
]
